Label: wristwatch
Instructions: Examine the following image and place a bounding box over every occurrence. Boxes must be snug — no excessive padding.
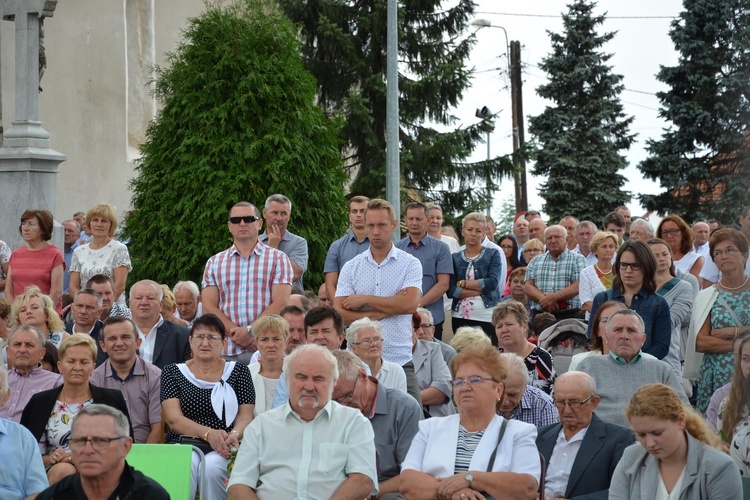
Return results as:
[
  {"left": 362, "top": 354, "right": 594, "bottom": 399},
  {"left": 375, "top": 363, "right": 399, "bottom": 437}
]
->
[{"left": 464, "top": 472, "right": 474, "bottom": 487}]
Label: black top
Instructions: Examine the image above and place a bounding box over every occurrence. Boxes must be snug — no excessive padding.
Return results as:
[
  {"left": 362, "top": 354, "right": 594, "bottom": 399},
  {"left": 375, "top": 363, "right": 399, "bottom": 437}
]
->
[
  {"left": 20, "top": 383, "right": 134, "bottom": 441},
  {"left": 36, "top": 461, "right": 169, "bottom": 500}
]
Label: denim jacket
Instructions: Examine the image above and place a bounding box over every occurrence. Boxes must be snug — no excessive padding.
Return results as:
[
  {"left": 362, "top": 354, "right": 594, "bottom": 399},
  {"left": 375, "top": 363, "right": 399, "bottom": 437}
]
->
[
  {"left": 588, "top": 287, "right": 671, "bottom": 360},
  {"left": 449, "top": 247, "right": 503, "bottom": 311}
]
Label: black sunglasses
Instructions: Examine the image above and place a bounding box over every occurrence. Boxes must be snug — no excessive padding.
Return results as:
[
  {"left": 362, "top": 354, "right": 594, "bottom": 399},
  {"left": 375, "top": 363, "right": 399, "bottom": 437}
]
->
[{"left": 228, "top": 216, "right": 259, "bottom": 224}]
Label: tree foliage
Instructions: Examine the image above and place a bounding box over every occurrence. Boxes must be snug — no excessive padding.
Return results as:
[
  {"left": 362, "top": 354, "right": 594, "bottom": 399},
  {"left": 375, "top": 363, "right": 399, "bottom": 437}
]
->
[
  {"left": 528, "top": 0, "right": 634, "bottom": 222},
  {"left": 126, "top": 0, "right": 348, "bottom": 289},
  {"left": 638, "top": 0, "right": 750, "bottom": 224},
  {"left": 276, "top": 0, "right": 516, "bottom": 214}
]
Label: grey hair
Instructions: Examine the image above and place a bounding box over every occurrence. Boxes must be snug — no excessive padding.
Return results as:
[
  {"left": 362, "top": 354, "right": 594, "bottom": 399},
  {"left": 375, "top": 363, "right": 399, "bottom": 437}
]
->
[
  {"left": 0, "top": 362, "right": 7, "bottom": 392},
  {"left": 630, "top": 218, "right": 655, "bottom": 239},
  {"left": 8, "top": 325, "right": 46, "bottom": 348},
  {"left": 284, "top": 344, "right": 339, "bottom": 386},
  {"left": 557, "top": 370, "right": 597, "bottom": 395},
  {"left": 345, "top": 317, "right": 385, "bottom": 346},
  {"left": 575, "top": 221, "right": 598, "bottom": 236},
  {"left": 544, "top": 224, "right": 567, "bottom": 239},
  {"left": 606, "top": 309, "right": 645, "bottom": 333},
  {"left": 265, "top": 194, "right": 292, "bottom": 211},
  {"left": 173, "top": 280, "right": 200, "bottom": 299},
  {"left": 73, "top": 404, "right": 131, "bottom": 438},
  {"left": 129, "top": 280, "right": 164, "bottom": 301},
  {"left": 63, "top": 219, "right": 81, "bottom": 232},
  {"left": 498, "top": 353, "right": 529, "bottom": 385},
  {"left": 75, "top": 288, "right": 103, "bottom": 308},
  {"left": 332, "top": 350, "right": 367, "bottom": 383},
  {"left": 416, "top": 307, "right": 433, "bottom": 324}
]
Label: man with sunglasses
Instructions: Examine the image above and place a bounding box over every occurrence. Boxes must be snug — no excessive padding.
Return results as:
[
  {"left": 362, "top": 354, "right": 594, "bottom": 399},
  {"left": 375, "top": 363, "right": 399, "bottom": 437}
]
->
[
  {"left": 36, "top": 404, "right": 168, "bottom": 499},
  {"left": 536, "top": 371, "right": 633, "bottom": 500},
  {"left": 202, "top": 201, "right": 293, "bottom": 363}
]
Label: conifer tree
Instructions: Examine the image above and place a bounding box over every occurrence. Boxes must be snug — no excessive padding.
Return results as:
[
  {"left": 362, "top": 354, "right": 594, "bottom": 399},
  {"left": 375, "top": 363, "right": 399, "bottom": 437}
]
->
[
  {"left": 638, "top": 0, "right": 750, "bottom": 223},
  {"left": 126, "top": 0, "right": 347, "bottom": 288},
  {"left": 528, "top": 0, "right": 634, "bottom": 222}
]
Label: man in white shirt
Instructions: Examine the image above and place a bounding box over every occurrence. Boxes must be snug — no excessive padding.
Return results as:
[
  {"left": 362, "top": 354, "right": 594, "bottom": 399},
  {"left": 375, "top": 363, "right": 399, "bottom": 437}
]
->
[
  {"left": 692, "top": 221, "right": 711, "bottom": 259},
  {"left": 228, "top": 344, "right": 378, "bottom": 499},
  {"left": 536, "top": 371, "right": 633, "bottom": 499},
  {"left": 573, "top": 221, "right": 598, "bottom": 266}
]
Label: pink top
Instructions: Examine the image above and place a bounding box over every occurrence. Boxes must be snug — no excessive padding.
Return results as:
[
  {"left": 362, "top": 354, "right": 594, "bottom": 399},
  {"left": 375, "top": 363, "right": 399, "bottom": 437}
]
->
[{"left": 8, "top": 244, "right": 65, "bottom": 311}]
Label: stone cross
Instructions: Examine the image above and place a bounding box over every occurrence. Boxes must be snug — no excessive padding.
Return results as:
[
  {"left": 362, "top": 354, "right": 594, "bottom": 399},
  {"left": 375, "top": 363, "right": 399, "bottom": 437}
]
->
[{"left": 0, "top": 0, "right": 58, "bottom": 148}]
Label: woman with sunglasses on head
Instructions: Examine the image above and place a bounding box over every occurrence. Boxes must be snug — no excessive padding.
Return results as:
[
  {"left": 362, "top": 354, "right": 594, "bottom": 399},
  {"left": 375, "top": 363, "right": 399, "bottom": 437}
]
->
[
  {"left": 161, "top": 314, "right": 255, "bottom": 500},
  {"left": 690, "top": 228, "right": 750, "bottom": 414},
  {"left": 401, "top": 346, "right": 540, "bottom": 500},
  {"left": 610, "top": 383, "right": 741, "bottom": 499},
  {"left": 588, "top": 240, "right": 671, "bottom": 360}
]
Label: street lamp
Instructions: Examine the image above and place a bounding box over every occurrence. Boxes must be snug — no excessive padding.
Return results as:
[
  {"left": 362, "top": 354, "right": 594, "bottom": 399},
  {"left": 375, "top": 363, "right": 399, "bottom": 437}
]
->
[{"left": 471, "top": 18, "right": 528, "bottom": 213}]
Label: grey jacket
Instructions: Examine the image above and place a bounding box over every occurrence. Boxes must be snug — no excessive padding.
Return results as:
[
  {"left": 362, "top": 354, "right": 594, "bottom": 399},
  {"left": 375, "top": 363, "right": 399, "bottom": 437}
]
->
[{"left": 609, "top": 432, "right": 742, "bottom": 500}]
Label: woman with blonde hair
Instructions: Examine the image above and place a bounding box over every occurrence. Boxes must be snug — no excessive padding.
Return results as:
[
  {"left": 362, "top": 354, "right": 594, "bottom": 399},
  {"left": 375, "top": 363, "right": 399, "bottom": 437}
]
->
[
  {"left": 521, "top": 238, "right": 544, "bottom": 265},
  {"left": 11, "top": 287, "right": 69, "bottom": 348},
  {"left": 160, "top": 284, "right": 189, "bottom": 327},
  {"left": 610, "top": 383, "right": 741, "bottom": 499},
  {"left": 578, "top": 231, "right": 619, "bottom": 316},
  {"left": 449, "top": 326, "right": 492, "bottom": 353},
  {"left": 69, "top": 203, "right": 132, "bottom": 303},
  {"left": 249, "top": 314, "right": 287, "bottom": 415}
]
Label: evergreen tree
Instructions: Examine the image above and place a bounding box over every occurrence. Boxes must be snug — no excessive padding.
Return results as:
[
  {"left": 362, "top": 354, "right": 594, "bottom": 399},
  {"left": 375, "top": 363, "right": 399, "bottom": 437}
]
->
[
  {"left": 528, "top": 0, "right": 634, "bottom": 222},
  {"left": 276, "top": 0, "right": 516, "bottom": 213},
  {"left": 638, "top": 0, "right": 750, "bottom": 224},
  {"left": 126, "top": 0, "right": 347, "bottom": 288}
]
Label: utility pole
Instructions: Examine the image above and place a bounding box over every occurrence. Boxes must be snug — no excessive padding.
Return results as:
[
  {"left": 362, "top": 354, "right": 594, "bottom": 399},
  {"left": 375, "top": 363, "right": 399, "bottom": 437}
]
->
[
  {"left": 385, "top": 0, "right": 400, "bottom": 239},
  {"left": 510, "top": 41, "right": 528, "bottom": 213}
]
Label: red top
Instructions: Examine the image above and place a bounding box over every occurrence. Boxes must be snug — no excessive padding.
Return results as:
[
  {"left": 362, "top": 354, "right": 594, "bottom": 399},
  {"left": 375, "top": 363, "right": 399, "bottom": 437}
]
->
[{"left": 8, "top": 244, "right": 65, "bottom": 312}]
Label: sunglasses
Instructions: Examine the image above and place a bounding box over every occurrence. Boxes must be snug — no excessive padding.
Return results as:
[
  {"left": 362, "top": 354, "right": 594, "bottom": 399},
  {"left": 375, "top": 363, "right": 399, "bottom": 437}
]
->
[{"left": 229, "top": 216, "right": 260, "bottom": 224}]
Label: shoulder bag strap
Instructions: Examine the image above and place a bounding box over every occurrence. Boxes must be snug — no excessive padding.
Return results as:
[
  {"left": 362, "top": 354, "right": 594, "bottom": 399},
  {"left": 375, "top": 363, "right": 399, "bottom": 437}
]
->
[
  {"left": 715, "top": 292, "right": 744, "bottom": 327},
  {"left": 486, "top": 418, "right": 509, "bottom": 472}
]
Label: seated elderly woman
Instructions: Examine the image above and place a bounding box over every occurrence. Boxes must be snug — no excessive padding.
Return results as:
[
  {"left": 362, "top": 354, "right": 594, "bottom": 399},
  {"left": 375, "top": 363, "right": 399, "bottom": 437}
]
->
[
  {"left": 21, "top": 333, "right": 131, "bottom": 485},
  {"left": 160, "top": 284, "right": 189, "bottom": 327},
  {"left": 11, "top": 286, "right": 69, "bottom": 349},
  {"left": 161, "top": 314, "right": 255, "bottom": 500},
  {"left": 248, "top": 314, "right": 288, "bottom": 415},
  {"left": 412, "top": 312, "right": 455, "bottom": 417},
  {"left": 347, "top": 317, "right": 407, "bottom": 392},
  {"left": 400, "top": 346, "right": 540, "bottom": 499},
  {"left": 450, "top": 326, "right": 492, "bottom": 353}
]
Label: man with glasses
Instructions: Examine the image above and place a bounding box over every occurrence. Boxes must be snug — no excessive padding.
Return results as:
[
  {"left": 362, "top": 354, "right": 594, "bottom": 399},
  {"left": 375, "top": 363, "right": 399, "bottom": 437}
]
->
[
  {"left": 524, "top": 225, "right": 586, "bottom": 320},
  {"left": 35, "top": 404, "right": 168, "bottom": 499},
  {"left": 578, "top": 309, "right": 688, "bottom": 426},
  {"left": 90, "top": 317, "right": 162, "bottom": 443},
  {"left": 202, "top": 201, "right": 293, "bottom": 363},
  {"left": 331, "top": 350, "right": 422, "bottom": 498},
  {"left": 536, "top": 371, "right": 633, "bottom": 500},
  {"left": 416, "top": 307, "right": 456, "bottom": 366}
]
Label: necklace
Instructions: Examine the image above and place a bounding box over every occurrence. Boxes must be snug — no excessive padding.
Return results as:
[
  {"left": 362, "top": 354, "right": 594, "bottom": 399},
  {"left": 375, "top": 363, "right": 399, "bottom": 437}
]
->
[
  {"left": 594, "top": 264, "right": 612, "bottom": 275},
  {"left": 719, "top": 275, "right": 749, "bottom": 291}
]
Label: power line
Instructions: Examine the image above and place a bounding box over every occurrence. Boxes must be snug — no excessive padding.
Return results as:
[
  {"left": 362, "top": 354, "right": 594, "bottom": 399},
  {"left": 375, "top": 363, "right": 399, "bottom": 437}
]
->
[{"left": 475, "top": 11, "right": 676, "bottom": 20}]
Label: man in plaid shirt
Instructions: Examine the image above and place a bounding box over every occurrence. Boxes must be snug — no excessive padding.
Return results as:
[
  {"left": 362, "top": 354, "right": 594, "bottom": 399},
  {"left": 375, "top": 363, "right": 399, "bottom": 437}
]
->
[
  {"left": 524, "top": 225, "right": 586, "bottom": 320},
  {"left": 202, "top": 201, "right": 293, "bottom": 363}
]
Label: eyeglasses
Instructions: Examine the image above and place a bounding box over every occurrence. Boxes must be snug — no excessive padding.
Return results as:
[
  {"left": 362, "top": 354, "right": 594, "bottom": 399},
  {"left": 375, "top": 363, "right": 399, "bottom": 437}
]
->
[
  {"left": 618, "top": 261, "right": 641, "bottom": 271},
  {"left": 229, "top": 215, "right": 259, "bottom": 224},
  {"left": 419, "top": 324, "right": 434, "bottom": 330},
  {"left": 552, "top": 395, "right": 594, "bottom": 409},
  {"left": 500, "top": 245, "right": 514, "bottom": 250},
  {"left": 661, "top": 229, "right": 681, "bottom": 236},
  {"left": 193, "top": 334, "right": 223, "bottom": 343},
  {"left": 714, "top": 247, "right": 740, "bottom": 258},
  {"left": 335, "top": 377, "right": 358, "bottom": 403},
  {"left": 352, "top": 337, "right": 383, "bottom": 346},
  {"left": 69, "top": 436, "right": 126, "bottom": 451},
  {"left": 450, "top": 376, "right": 497, "bottom": 388}
]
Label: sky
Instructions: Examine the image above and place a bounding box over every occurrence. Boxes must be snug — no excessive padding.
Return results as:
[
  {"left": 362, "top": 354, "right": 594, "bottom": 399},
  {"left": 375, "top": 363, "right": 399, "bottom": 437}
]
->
[{"left": 454, "top": 0, "right": 685, "bottom": 222}]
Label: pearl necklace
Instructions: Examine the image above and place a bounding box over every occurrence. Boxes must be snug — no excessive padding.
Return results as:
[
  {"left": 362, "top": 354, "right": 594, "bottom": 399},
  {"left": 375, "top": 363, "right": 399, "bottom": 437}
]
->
[
  {"left": 719, "top": 275, "right": 750, "bottom": 291},
  {"left": 594, "top": 264, "right": 612, "bottom": 275}
]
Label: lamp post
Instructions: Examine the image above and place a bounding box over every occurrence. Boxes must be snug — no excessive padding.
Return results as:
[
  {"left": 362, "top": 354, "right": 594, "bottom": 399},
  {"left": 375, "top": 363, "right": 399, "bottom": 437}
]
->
[
  {"left": 386, "top": 0, "right": 400, "bottom": 238},
  {"left": 471, "top": 19, "right": 528, "bottom": 213},
  {"left": 475, "top": 105, "right": 493, "bottom": 216}
]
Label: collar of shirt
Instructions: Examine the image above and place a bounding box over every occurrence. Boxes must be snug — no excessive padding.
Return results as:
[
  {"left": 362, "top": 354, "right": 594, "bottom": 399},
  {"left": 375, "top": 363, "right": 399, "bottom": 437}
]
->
[
  {"left": 12, "top": 365, "right": 46, "bottom": 378},
  {"left": 109, "top": 358, "right": 139, "bottom": 382},
  {"left": 283, "top": 399, "right": 335, "bottom": 423},
  {"left": 136, "top": 315, "right": 164, "bottom": 339},
  {"left": 260, "top": 230, "right": 291, "bottom": 244},
  {"left": 556, "top": 422, "right": 589, "bottom": 444},
  {"left": 609, "top": 350, "right": 643, "bottom": 365},
  {"left": 609, "top": 287, "right": 647, "bottom": 301},
  {"left": 228, "top": 241, "right": 265, "bottom": 258},
  {"left": 364, "top": 243, "right": 398, "bottom": 264},
  {"left": 0, "top": 416, "right": 8, "bottom": 436},
  {"left": 368, "top": 376, "right": 382, "bottom": 419},
  {"left": 347, "top": 231, "right": 369, "bottom": 244},
  {"left": 72, "top": 322, "right": 96, "bottom": 335}
]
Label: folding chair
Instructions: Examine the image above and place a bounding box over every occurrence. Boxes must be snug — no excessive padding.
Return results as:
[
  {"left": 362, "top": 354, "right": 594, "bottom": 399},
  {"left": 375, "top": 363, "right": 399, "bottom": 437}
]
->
[{"left": 127, "top": 443, "right": 206, "bottom": 498}]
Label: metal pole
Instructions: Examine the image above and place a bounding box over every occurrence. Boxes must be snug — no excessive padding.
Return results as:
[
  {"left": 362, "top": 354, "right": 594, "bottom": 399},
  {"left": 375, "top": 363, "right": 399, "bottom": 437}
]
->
[
  {"left": 386, "top": 0, "right": 400, "bottom": 239},
  {"left": 510, "top": 41, "right": 528, "bottom": 212},
  {"left": 486, "top": 130, "right": 491, "bottom": 216}
]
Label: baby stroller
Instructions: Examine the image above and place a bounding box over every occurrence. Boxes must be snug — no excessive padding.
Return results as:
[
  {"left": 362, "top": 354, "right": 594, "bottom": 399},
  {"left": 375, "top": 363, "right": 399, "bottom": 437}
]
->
[{"left": 538, "top": 318, "right": 589, "bottom": 375}]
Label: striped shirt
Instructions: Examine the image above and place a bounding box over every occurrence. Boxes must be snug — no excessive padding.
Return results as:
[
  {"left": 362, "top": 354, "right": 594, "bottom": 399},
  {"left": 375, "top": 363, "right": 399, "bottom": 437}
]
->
[
  {"left": 454, "top": 426, "right": 486, "bottom": 473},
  {"left": 202, "top": 242, "right": 293, "bottom": 356}
]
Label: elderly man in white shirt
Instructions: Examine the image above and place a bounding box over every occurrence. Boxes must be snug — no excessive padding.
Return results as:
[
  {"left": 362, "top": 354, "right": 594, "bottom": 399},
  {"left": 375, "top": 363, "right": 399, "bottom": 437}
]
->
[{"left": 227, "top": 344, "right": 378, "bottom": 499}]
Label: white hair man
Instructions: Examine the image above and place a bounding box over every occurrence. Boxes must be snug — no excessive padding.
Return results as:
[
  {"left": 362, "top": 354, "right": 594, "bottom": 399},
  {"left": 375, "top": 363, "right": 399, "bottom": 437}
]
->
[
  {"left": 0, "top": 360, "right": 48, "bottom": 498},
  {"left": 228, "top": 344, "right": 378, "bottom": 499},
  {"left": 259, "top": 194, "right": 309, "bottom": 289},
  {"left": 173, "top": 280, "right": 202, "bottom": 324},
  {"left": 497, "top": 353, "right": 558, "bottom": 428}
]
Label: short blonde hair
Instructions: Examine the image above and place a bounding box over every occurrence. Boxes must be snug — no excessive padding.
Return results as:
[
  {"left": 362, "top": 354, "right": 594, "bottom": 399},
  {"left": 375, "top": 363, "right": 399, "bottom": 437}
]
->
[
  {"left": 462, "top": 212, "right": 486, "bottom": 228},
  {"left": 450, "top": 327, "right": 491, "bottom": 352},
  {"left": 11, "top": 287, "right": 65, "bottom": 332},
  {"left": 59, "top": 333, "right": 98, "bottom": 363},
  {"left": 85, "top": 203, "right": 118, "bottom": 237},
  {"left": 366, "top": 199, "right": 396, "bottom": 222},
  {"left": 590, "top": 231, "right": 619, "bottom": 254},
  {"left": 523, "top": 238, "right": 545, "bottom": 253},
  {"left": 160, "top": 285, "right": 176, "bottom": 311},
  {"left": 252, "top": 314, "right": 290, "bottom": 341}
]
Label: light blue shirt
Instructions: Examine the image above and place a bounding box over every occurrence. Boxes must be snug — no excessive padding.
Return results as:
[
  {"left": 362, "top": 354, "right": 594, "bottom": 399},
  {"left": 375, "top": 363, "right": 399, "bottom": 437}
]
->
[{"left": 0, "top": 417, "right": 48, "bottom": 497}]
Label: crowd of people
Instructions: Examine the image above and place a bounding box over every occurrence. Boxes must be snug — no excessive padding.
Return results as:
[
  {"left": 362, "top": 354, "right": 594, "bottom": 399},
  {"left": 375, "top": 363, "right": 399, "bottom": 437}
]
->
[{"left": 1, "top": 197, "right": 749, "bottom": 499}]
